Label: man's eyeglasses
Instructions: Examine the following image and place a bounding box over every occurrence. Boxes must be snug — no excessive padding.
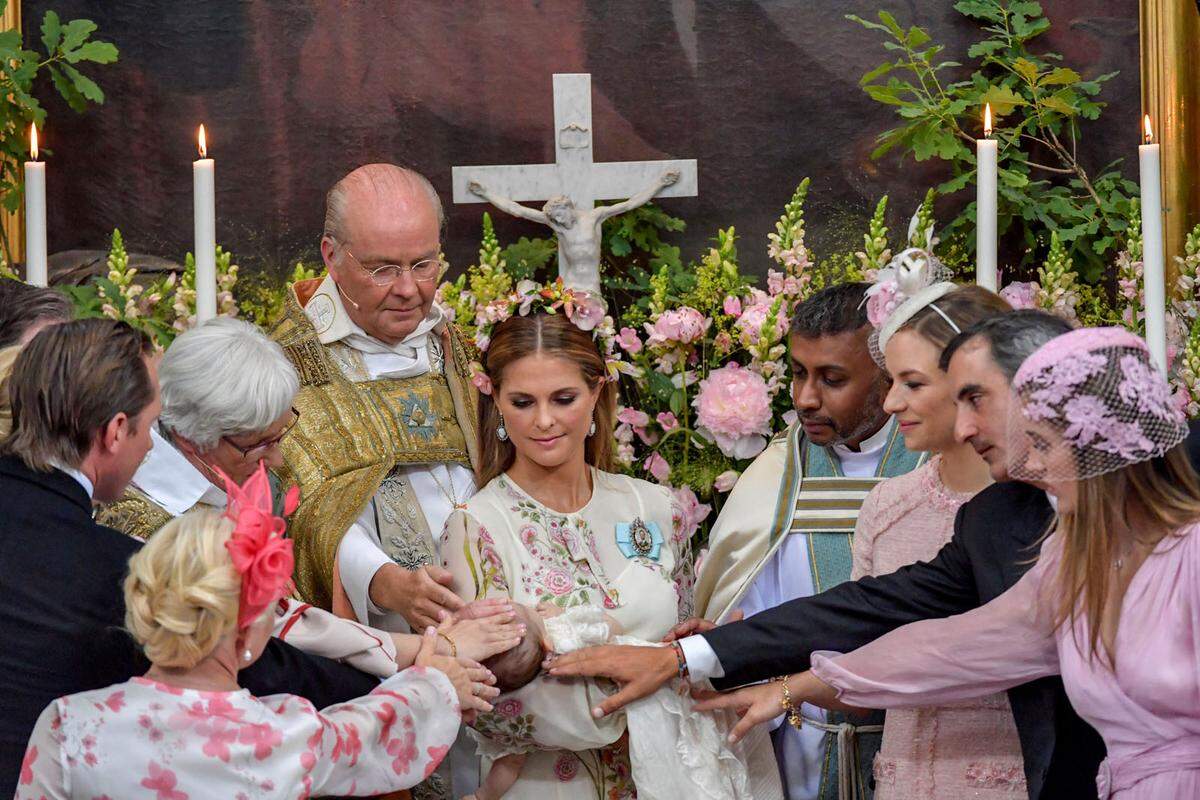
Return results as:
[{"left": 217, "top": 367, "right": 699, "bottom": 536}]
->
[
  {"left": 341, "top": 245, "right": 442, "bottom": 286},
  {"left": 223, "top": 408, "right": 300, "bottom": 460}
]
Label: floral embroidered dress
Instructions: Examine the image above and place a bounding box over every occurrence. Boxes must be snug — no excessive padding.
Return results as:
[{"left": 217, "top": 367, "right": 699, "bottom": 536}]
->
[
  {"left": 15, "top": 667, "right": 460, "bottom": 800},
  {"left": 850, "top": 457, "right": 1026, "bottom": 797},
  {"left": 442, "top": 469, "right": 686, "bottom": 799}
]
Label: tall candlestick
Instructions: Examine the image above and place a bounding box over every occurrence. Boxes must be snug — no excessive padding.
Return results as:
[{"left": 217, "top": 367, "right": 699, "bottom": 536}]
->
[
  {"left": 976, "top": 103, "right": 998, "bottom": 292},
  {"left": 1139, "top": 114, "right": 1167, "bottom": 372},
  {"left": 193, "top": 124, "right": 217, "bottom": 323},
  {"left": 24, "top": 124, "right": 47, "bottom": 287}
]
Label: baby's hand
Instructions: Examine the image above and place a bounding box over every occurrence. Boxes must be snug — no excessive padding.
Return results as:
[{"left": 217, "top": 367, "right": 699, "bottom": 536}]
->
[{"left": 536, "top": 601, "right": 564, "bottom": 619}]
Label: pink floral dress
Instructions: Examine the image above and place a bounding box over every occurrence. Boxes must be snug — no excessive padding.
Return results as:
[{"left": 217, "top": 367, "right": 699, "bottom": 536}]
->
[
  {"left": 15, "top": 667, "right": 460, "bottom": 799},
  {"left": 851, "top": 458, "right": 1026, "bottom": 797},
  {"left": 442, "top": 470, "right": 688, "bottom": 799}
]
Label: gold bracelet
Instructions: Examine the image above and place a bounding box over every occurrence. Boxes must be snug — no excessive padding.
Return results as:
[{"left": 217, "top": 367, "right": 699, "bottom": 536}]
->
[
  {"left": 777, "top": 676, "right": 803, "bottom": 730},
  {"left": 438, "top": 632, "right": 457, "bottom": 658}
]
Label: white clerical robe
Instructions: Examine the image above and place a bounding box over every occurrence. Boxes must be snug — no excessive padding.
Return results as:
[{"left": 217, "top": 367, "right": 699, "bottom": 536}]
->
[
  {"left": 682, "top": 423, "right": 892, "bottom": 800},
  {"left": 302, "top": 276, "right": 477, "bottom": 633}
]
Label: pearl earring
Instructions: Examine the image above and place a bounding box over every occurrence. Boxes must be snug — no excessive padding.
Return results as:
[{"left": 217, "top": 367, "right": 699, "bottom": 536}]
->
[
  {"left": 588, "top": 420, "right": 597, "bottom": 437},
  {"left": 243, "top": 649, "right": 253, "bottom": 663},
  {"left": 496, "top": 414, "right": 509, "bottom": 442}
]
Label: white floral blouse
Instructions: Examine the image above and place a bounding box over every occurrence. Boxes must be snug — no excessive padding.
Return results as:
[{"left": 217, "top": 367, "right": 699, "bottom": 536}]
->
[
  {"left": 15, "top": 668, "right": 461, "bottom": 800},
  {"left": 442, "top": 469, "right": 688, "bottom": 799}
]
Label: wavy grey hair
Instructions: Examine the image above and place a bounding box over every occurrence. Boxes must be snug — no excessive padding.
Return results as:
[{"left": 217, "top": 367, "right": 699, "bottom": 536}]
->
[{"left": 158, "top": 318, "right": 299, "bottom": 450}]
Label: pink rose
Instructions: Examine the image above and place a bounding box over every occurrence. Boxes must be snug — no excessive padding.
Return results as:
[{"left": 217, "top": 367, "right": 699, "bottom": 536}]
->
[
  {"left": 494, "top": 698, "right": 524, "bottom": 718},
  {"left": 865, "top": 281, "right": 900, "bottom": 328},
  {"left": 567, "top": 292, "right": 606, "bottom": 332},
  {"left": 999, "top": 281, "right": 1040, "bottom": 311},
  {"left": 644, "top": 307, "right": 710, "bottom": 347},
  {"left": 694, "top": 364, "right": 773, "bottom": 459},
  {"left": 671, "top": 486, "right": 711, "bottom": 542},
  {"left": 554, "top": 754, "right": 579, "bottom": 782},
  {"left": 723, "top": 296, "right": 743, "bottom": 317},
  {"left": 713, "top": 470, "right": 740, "bottom": 493},
  {"left": 656, "top": 412, "right": 679, "bottom": 432},
  {"left": 544, "top": 569, "right": 573, "bottom": 596},
  {"left": 616, "top": 327, "right": 644, "bottom": 354},
  {"left": 645, "top": 452, "right": 671, "bottom": 483}
]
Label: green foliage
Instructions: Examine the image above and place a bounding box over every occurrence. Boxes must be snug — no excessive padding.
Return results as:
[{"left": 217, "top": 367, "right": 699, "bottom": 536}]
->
[
  {"left": 0, "top": 2, "right": 118, "bottom": 262},
  {"left": 601, "top": 202, "right": 686, "bottom": 274},
  {"left": 849, "top": 0, "right": 1137, "bottom": 277},
  {"left": 237, "top": 261, "right": 323, "bottom": 328},
  {"left": 856, "top": 195, "right": 891, "bottom": 272},
  {"left": 500, "top": 236, "right": 556, "bottom": 282}
]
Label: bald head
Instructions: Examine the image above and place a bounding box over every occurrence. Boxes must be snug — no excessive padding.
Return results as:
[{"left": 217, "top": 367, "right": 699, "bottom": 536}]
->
[
  {"left": 319, "top": 164, "right": 444, "bottom": 346},
  {"left": 323, "top": 163, "right": 444, "bottom": 245}
]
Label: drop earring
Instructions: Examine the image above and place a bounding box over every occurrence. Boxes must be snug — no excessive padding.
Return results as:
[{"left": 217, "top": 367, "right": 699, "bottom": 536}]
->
[
  {"left": 242, "top": 649, "right": 253, "bottom": 663},
  {"left": 496, "top": 413, "right": 509, "bottom": 442},
  {"left": 588, "top": 419, "right": 597, "bottom": 437}
]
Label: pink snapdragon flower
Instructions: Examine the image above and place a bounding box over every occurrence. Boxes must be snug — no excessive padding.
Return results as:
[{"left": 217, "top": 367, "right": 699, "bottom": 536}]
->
[
  {"left": 735, "top": 302, "right": 789, "bottom": 345},
  {"left": 723, "top": 296, "right": 743, "bottom": 318},
  {"left": 671, "top": 486, "right": 711, "bottom": 541},
  {"left": 616, "top": 327, "right": 644, "bottom": 354},
  {"left": 656, "top": 412, "right": 679, "bottom": 432},
  {"left": 999, "top": 281, "right": 1040, "bottom": 311},
  {"left": 694, "top": 364, "right": 773, "bottom": 458},
  {"left": 644, "top": 307, "right": 710, "bottom": 348},
  {"left": 713, "top": 470, "right": 740, "bottom": 493},
  {"left": 645, "top": 452, "right": 671, "bottom": 483}
]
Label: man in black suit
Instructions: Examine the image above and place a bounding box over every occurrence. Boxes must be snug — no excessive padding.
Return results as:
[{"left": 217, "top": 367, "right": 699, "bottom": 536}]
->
[
  {"left": 549, "top": 310, "right": 1200, "bottom": 800},
  {"left": 0, "top": 319, "right": 380, "bottom": 798}
]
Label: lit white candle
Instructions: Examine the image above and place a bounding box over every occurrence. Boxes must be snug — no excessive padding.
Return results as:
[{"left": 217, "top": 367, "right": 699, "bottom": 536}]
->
[
  {"left": 24, "top": 124, "right": 47, "bottom": 287},
  {"left": 193, "top": 124, "right": 217, "bottom": 323},
  {"left": 1139, "top": 114, "right": 1167, "bottom": 372},
  {"left": 976, "top": 103, "right": 998, "bottom": 292}
]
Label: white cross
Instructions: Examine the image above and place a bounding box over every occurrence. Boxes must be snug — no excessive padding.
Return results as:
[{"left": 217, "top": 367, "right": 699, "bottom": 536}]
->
[{"left": 451, "top": 72, "right": 698, "bottom": 218}]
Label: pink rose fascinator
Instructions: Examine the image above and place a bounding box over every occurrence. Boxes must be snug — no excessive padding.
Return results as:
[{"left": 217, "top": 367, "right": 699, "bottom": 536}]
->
[{"left": 218, "top": 462, "right": 300, "bottom": 628}]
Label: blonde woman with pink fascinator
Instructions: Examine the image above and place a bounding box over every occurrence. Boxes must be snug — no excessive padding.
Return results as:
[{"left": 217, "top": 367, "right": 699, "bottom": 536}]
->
[
  {"left": 701, "top": 327, "right": 1200, "bottom": 799},
  {"left": 15, "top": 464, "right": 498, "bottom": 799}
]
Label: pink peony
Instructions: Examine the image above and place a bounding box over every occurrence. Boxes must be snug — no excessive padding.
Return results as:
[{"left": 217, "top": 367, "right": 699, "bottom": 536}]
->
[
  {"left": 616, "top": 327, "right": 644, "bottom": 354},
  {"left": 656, "top": 412, "right": 679, "bottom": 432},
  {"left": 999, "top": 281, "right": 1040, "bottom": 311},
  {"left": 713, "top": 470, "right": 740, "bottom": 493},
  {"left": 671, "top": 486, "right": 711, "bottom": 542},
  {"left": 644, "top": 307, "right": 710, "bottom": 348},
  {"left": 723, "top": 296, "right": 743, "bottom": 317},
  {"left": 645, "top": 452, "right": 671, "bottom": 483},
  {"left": 693, "top": 364, "right": 773, "bottom": 458}
]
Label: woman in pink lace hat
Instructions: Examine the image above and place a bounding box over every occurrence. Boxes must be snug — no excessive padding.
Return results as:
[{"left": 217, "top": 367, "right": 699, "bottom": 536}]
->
[
  {"left": 15, "top": 464, "right": 498, "bottom": 799},
  {"left": 710, "top": 326, "right": 1200, "bottom": 799},
  {"left": 853, "top": 282, "right": 1026, "bottom": 797}
]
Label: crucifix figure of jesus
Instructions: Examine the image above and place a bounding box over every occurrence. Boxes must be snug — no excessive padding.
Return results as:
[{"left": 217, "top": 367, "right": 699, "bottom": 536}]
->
[{"left": 452, "top": 73, "right": 698, "bottom": 294}]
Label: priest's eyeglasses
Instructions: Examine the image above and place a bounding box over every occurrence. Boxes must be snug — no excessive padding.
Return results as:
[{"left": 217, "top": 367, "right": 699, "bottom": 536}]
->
[
  {"left": 223, "top": 408, "right": 301, "bottom": 460},
  {"left": 342, "top": 246, "right": 442, "bottom": 285}
]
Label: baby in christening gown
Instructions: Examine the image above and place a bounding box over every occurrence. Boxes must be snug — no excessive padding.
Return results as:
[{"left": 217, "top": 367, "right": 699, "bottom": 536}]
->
[{"left": 463, "top": 604, "right": 782, "bottom": 800}]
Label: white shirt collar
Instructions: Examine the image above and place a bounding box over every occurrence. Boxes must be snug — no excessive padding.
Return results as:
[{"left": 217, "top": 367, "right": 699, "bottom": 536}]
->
[
  {"left": 131, "top": 428, "right": 227, "bottom": 516},
  {"left": 831, "top": 417, "right": 893, "bottom": 459},
  {"left": 51, "top": 461, "right": 94, "bottom": 501},
  {"left": 304, "top": 274, "right": 444, "bottom": 350}
]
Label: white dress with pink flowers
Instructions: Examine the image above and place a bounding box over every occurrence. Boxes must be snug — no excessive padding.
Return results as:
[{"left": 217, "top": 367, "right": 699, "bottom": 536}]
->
[
  {"left": 15, "top": 667, "right": 460, "bottom": 800},
  {"left": 442, "top": 469, "right": 693, "bottom": 799}
]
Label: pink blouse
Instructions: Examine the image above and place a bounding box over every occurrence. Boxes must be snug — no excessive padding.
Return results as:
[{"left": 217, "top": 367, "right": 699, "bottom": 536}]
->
[
  {"left": 15, "top": 667, "right": 461, "bottom": 800},
  {"left": 814, "top": 522, "right": 1200, "bottom": 799},
  {"left": 851, "top": 458, "right": 1026, "bottom": 797}
]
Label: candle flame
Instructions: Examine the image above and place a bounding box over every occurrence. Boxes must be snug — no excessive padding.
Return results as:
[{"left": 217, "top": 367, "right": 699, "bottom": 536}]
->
[
  {"left": 30, "top": 123, "right": 39, "bottom": 161},
  {"left": 983, "top": 103, "right": 993, "bottom": 137},
  {"left": 1143, "top": 114, "right": 1153, "bottom": 144},
  {"left": 198, "top": 124, "right": 208, "bottom": 158}
]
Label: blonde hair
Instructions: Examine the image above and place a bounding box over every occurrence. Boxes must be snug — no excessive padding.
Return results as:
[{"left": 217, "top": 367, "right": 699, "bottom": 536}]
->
[
  {"left": 124, "top": 507, "right": 241, "bottom": 669},
  {"left": 1052, "top": 446, "right": 1200, "bottom": 666}
]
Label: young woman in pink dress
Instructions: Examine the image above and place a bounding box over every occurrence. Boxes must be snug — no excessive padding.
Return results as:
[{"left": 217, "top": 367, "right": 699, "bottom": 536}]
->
[
  {"left": 705, "top": 327, "right": 1200, "bottom": 799},
  {"left": 15, "top": 465, "right": 498, "bottom": 800},
  {"left": 854, "top": 283, "right": 1026, "bottom": 797}
]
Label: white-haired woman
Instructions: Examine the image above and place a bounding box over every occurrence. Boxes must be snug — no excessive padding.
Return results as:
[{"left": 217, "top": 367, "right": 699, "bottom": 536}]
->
[
  {"left": 97, "top": 317, "right": 522, "bottom": 676},
  {"left": 99, "top": 317, "right": 301, "bottom": 539},
  {"left": 17, "top": 470, "right": 495, "bottom": 799}
]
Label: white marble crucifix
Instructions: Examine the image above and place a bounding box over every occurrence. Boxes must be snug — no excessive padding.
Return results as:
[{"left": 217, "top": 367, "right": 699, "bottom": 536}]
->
[{"left": 452, "top": 73, "right": 698, "bottom": 294}]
